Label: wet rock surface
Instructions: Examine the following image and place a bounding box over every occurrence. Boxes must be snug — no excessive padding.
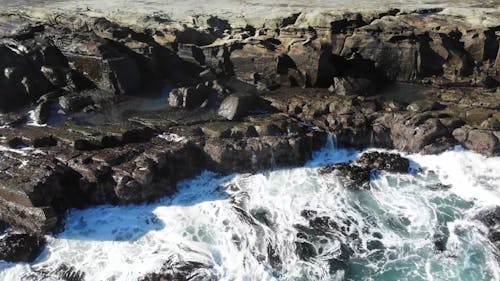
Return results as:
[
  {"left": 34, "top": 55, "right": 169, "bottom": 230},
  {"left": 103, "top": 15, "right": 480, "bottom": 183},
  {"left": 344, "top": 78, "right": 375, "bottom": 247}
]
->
[
  {"left": 139, "top": 260, "right": 215, "bottom": 281},
  {"left": 0, "top": 221, "right": 9, "bottom": 234},
  {"left": 0, "top": 231, "right": 46, "bottom": 263},
  {"left": 475, "top": 207, "right": 500, "bottom": 250},
  {"left": 357, "top": 151, "right": 410, "bottom": 173},
  {"left": 0, "top": 3, "right": 498, "bottom": 276},
  {"left": 319, "top": 152, "right": 411, "bottom": 188},
  {"left": 264, "top": 87, "right": 499, "bottom": 156}
]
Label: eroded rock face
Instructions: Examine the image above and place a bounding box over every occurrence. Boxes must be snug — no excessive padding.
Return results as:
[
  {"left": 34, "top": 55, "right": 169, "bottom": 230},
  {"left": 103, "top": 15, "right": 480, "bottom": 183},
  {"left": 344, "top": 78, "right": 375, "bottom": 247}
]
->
[
  {"left": 0, "top": 44, "right": 54, "bottom": 112},
  {"left": 0, "top": 111, "right": 324, "bottom": 233},
  {"left": 0, "top": 4, "right": 498, "bottom": 249},
  {"left": 263, "top": 87, "right": 499, "bottom": 156},
  {"left": 0, "top": 6, "right": 498, "bottom": 113}
]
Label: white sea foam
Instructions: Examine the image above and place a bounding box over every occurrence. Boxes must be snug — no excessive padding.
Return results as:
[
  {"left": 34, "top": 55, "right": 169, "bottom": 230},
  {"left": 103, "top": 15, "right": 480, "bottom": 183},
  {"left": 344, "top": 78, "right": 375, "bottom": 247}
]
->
[
  {"left": 157, "top": 133, "right": 187, "bottom": 143},
  {"left": 0, "top": 145, "right": 32, "bottom": 156},
  {"left": 26, "top": 109, "right": 47, "bottom": 127},
  {"left": 0, "top": 142, "right": 499, "bottom": 281}
]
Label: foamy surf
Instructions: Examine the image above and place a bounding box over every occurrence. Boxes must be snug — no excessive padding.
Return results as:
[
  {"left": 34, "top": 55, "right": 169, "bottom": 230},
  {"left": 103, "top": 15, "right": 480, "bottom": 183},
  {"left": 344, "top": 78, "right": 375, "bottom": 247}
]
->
[{"left": 0, "top": 141, "right": 499, "bottom": 281}]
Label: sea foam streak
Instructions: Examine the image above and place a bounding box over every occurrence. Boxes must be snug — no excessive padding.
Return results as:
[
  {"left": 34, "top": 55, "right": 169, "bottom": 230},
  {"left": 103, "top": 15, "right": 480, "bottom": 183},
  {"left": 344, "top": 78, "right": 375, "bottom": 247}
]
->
[{"left": 0, "top": 142, "right": 499, "bottom": 281}]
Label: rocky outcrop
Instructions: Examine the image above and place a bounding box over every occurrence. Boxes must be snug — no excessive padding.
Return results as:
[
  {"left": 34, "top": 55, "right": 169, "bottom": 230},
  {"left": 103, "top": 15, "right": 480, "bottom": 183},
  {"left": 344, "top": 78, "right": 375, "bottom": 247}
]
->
[
  {"left": 0, "top": 220, "right": 9, "bottom": 234},
  {"left": 320, "top": 164, "right": 372, "bottom": 189},
  {"left": 0, "top": 232, "right": 46, "bottom": 263},
  {"left": 0, "top": 5, "right": 499, "bottom": 269},
  {"left": 357, "top": 151, "right": 410, "bottom": 173},
  {"left": 0, "top": 112, "right": 324, "bottom": 234},
  {"left": 168, "top": 84, "right": 213, "bottom": 109},
  {"left": 217, "top": 92, "right": 258, "bottom": 120},
  {"left": 139, "top": 259, "right": 215, "bottom": 281},
  {"left": 0, "top": 7, "right": 498, "bottom": 111},
  {"left": 319, "top": 152, "right": 410, "bottom": 188},
  {"left": 263, "top": 87, "right": 499, "bottom": 156},
  {"left": 475, "top": 207, "right": 500, "bottom": 250}
]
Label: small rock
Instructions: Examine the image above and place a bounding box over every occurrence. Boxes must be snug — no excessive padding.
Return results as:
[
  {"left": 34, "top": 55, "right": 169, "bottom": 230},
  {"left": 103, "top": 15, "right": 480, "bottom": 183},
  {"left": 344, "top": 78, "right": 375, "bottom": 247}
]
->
[
  {"left": 300, "top": 210, "right": 318, "bottom": 219},
  {"left": 59, "top": 94, "right": 94, "bottom": 113},
  {"left": 168, "top": 84, "right": 212, "bottom": 109},
  {"left": 218, "top": 92, "right": 258, "bottom": 120},
  {"left": 474, "top": 207, "right": 500, "bottom": 250},
  {"left": 367, "top": 239, "right": 385, "bottom": 251},
  {"left": 0, "top": 221, "right": 9, "bottom": 234},
  {"left": 480, "top": 117, "right": 500, "bottom": 130},
  {"left": 40, "top": 66, "right": 65, "bottom": 87},
  {"left": 319, "top": 164, "right": 371, "bottom": 189},
  {"left": 464, "top": 129, "right": 499, "bottom": 156},
  {"left": 33, "top": 136, "right": 58, "bottom": 148},
  {"left": 406, "top": 99, "right": 438, "bottom": 112},
  {"left": 295, "top": 241, "right": 317, "bottom": 261},
  {"left": 465, "top": 108, "right": 493, "bottom": 125},
  {"left": 64, "top": 70, "right": 95, "bottom": 91},
  {"left": 7, "top": 137, "right": 27, "bottom": 148},
  {"left": 482, "top": 76, "right": 499, "bottom": 89},
  {"left": 331, "top": 77, "right": 375, "bottom": 96},
  {"left": 250, "top": 207, "right": 273, "bottom": 227},
  {"left": 432, "top": 225, "right": 449, "bottom": 252},
  {"left": 356, "top": 151, "right": 410, "bottom": 173},
  {"left": 55, "top": 264, "right": 86, "bottom": 281}
]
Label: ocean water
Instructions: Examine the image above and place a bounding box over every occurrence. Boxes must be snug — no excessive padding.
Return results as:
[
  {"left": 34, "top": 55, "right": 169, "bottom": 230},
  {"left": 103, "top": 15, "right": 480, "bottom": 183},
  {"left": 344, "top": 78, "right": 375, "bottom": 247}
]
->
[{"left": 0, "top": 138, "right": 499, "bottom": 281}]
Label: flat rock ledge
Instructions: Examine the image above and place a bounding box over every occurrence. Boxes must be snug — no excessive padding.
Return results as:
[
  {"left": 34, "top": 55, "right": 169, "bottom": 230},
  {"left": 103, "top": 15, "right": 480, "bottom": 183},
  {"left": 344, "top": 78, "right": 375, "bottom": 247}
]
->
[{"left": 0, "top": 3, "right": 499, "bottom": 276}]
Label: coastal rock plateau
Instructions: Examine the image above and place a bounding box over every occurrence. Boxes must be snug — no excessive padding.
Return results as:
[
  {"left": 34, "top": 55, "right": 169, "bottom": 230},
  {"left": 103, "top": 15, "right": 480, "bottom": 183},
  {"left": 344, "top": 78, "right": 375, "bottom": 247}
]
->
[{"left": 0, "top": 2, "right": 499, "bottom": 276}]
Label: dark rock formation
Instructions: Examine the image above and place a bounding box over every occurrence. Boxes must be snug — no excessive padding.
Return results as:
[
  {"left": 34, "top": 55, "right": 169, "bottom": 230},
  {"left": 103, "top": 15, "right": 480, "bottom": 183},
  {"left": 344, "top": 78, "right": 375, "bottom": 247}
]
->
[
  {"left": 0, "top": 232, "right": 45, "bottom": 263},
  {"left": 139, "top": 260, "right": 215, "bottom": 281},
  {"left": 168, "top": 84, "right": 213, "bottom": 109},
  {"left": 295, "top": 241, "right": 317, "bottom": 261},
  {"left": 319, "top": 152, "right": 411, "bottom": 188},
  {"left": 263, "top": 87, "right": 499, "bottom": 156},
  {"left": 0, "top": 7, "right": 498, "bottom": 249},
  {"left": 0, "top": 220, "right": 9, "bottom": 234},
  {"left": 59, "top": 94, "right": 95, "bottom": 113},
  {"left": 0, "top": 112, "right": 324, "bottom": 234},
  {"left": 357, "top": 151, "right": 410, "bottom": 173},
  {"left": 319, "top": 164, "right": 372, "bottom": 189},
  {"left": 475, "top": 207, "right": 500, "bottom": 250}
]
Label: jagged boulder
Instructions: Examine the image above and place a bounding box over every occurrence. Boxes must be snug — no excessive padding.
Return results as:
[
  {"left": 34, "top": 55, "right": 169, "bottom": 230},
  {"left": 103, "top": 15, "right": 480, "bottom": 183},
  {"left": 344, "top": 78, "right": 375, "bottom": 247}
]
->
[
  {"left": 453, "top": 127, "right": 500, "bottom": 156},
  {"left": 319, "top": 152, "right": 410, "bottom": 188},
  {"left": 0, "top": 221, "right": 9, "bottom": 234},
  {"left": 58, "top": 94, "right": 95, "bottom": 113},
  {"left": 0, "top": 232, "right": 45, "bottom": 263},
  {"left": 357, "top": 151, "right": 410, "bottom": 173},
  {"left": 218, "top": 92, "right": 258, "bottom": 120},
  {"left": 139, "top": 260, "right": 215, "bottom": 281},
  {"left": 319, "top": 164, "right": 372, "bottom": 189},
  {"left": 474, "top": 207, "right": 500, "bottom": 250},
  {"left": 168, "top": 84, "right": 212, "bottom": 109},
  {"left": 0, "top": 44, "right": 53, "bottom": 112},
  {"left": 330, "top": 76, "right": 375, "bottom": 96},
  {"left": 204, "top": 133, "right": 317, "bottom": 173}
]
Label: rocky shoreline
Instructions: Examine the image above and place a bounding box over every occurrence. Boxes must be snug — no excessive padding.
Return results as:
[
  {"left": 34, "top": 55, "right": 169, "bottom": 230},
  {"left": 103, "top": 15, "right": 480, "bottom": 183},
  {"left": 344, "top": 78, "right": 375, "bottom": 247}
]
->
[{"left": 0, "top": 3, "right": 499, "bottom": 279}]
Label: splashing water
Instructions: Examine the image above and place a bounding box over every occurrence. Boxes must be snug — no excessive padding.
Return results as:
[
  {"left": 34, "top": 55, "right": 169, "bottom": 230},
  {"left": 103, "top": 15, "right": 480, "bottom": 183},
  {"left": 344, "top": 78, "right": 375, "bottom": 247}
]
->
[{"left": 1, "top": 141, "right": 499, "bottom": 281}]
